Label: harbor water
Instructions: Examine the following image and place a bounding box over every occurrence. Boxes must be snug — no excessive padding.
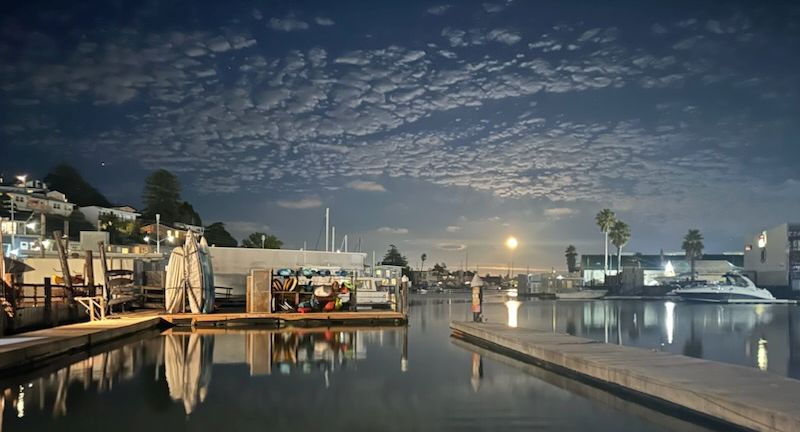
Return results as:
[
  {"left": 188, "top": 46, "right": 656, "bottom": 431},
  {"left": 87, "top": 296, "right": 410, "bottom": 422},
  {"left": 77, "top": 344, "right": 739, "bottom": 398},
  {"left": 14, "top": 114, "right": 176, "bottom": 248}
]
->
[{"left": 5, "top": 296, "right": 798, "bottom": 431}]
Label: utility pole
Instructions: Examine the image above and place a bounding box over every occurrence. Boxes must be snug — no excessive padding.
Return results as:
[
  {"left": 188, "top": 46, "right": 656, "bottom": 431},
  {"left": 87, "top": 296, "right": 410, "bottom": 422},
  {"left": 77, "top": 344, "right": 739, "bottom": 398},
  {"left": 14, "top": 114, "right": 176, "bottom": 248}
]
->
[
  {"left": 156, "top": 213, "right": 161, "bottom": 254},
  {"left": 9, "top": 199, "right": 15, "bottom": 253}
]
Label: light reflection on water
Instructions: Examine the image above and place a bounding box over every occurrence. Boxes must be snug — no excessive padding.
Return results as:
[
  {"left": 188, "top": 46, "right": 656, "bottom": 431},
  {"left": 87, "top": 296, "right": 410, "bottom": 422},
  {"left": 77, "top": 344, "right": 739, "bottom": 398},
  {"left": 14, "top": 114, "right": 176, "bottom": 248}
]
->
[
  {"left": 0, "top": 298, "right": 734, "bottom": 432},
  {"left": 483, "top": 299, "right": 800, "bottom": 378}
]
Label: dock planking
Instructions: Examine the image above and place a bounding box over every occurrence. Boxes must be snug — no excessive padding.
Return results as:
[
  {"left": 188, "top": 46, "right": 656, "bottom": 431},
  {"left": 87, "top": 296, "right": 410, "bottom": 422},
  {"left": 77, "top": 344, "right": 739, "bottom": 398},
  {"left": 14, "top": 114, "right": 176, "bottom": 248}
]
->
[
  {"left": 451, "top": 321, "right": 800, "bottom": 432},
  {"left": 0, "top": 312, "right": 164, "bottom": 373}
]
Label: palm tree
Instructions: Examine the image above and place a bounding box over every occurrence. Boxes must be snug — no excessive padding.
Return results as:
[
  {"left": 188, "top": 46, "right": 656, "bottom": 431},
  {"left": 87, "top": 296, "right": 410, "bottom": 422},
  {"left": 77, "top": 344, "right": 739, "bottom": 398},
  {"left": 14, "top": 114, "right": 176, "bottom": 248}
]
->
[
  {"left": 595, "top": 209, "right": 617, "bottom": 276},
  {"left": 682, "top": 229, "right": 704, "bottom": 282},
  {"left": 609, "top": 220, "right": 631, "bottom": 273},
  {"left": 420, "top": 253, "right": 427, "bottom": 271},
  {"left": 565, "top": 245, "right": 578, "bottom": 273}
]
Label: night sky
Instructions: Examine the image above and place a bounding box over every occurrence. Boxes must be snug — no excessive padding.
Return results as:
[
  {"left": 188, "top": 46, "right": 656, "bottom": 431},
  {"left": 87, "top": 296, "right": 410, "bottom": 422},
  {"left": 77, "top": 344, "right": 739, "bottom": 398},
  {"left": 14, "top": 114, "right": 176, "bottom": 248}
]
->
[{"left": 1, "top": 1, "right": 799, "bottom": 271}]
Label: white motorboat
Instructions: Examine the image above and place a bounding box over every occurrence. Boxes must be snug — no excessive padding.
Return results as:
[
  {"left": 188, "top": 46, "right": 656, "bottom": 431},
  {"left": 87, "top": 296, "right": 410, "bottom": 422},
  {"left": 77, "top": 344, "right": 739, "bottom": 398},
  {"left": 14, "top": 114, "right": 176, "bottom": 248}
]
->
[{"left": 668, "top": 273, "right": 776, "bottom": 303}]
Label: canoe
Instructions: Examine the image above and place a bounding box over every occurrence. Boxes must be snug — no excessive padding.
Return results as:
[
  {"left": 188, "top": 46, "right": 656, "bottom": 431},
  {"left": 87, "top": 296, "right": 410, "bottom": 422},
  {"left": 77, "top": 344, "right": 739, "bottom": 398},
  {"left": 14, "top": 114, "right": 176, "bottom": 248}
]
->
[
  {"left": 199, "top": 237, "right": 215, "bottom": 313},
  {"left": 183, "top": 234, "right": 204, "bottom": 313},
  {"left": 165, "top": 246, "right": 186, "bottom": 313}
]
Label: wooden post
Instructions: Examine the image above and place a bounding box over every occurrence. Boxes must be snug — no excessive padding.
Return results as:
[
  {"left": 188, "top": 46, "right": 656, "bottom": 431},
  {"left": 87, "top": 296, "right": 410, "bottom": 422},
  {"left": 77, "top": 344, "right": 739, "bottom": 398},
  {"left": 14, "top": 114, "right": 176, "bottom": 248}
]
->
[
  {"left": 53, "top": 231, "right": 73, "bottom": 301},
  {"left": 85, "top": 251, "right": 95, "bottom": 296},
  {"left": 44, "top": 277, "right": 52, "bottom": 317},
  {"left": 98, "top": 241, "right": 110, "bottom": 301}
]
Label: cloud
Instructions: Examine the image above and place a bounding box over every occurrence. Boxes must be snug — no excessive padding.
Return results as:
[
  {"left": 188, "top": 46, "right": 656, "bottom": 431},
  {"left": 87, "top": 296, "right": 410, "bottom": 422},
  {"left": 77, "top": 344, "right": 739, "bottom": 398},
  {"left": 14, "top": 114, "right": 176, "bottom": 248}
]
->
[
  {"left": 426, "top": 5, "right": 452, "bottom": 15},
  {"left": 347, "top": 180, "right": 386, "bottom": 192},
  {"left": 277, "top": 197, "right": 322, "bottom": 209},
  {"left": 486, "top": 29, "right": 522, "bottom": 45},
  {"left": 482, "top": 2, "right": 507, "bottom": 13},
  {"left": 544, "top": 207, "right": 579, "bottom": 219},
  {"left": 268, "top": 16, "right": 309, "bottom": 32},
  {"left": 438, "top": 243, "right": 467, "bottom": 251},
  {"left": 377, "top": 227, "right": 409, "bottom": 234},
  {"left": 445, "top": 225, "right": 462, "bottom": 233},
  {"left": 315, "top": 17, "right": 335, "bottom": 26}
]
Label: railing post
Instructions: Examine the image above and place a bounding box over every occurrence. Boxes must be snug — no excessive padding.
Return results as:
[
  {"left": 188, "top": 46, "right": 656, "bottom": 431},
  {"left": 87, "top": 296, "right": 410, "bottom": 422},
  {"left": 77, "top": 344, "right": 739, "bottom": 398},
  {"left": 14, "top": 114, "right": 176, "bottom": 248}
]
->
[{"left": 44, "top": 277, "right": 52, "bottom": 324}]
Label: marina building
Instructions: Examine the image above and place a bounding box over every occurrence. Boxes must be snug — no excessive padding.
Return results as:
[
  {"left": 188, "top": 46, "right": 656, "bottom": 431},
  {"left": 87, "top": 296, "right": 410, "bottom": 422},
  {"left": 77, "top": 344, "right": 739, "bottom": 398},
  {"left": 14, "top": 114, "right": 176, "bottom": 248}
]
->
[
  {"left": 744, "top": 223, "right": 800, "bottom": 297},
  {"left": 581, "top": 252, "right": 744, "bottom": 287}
]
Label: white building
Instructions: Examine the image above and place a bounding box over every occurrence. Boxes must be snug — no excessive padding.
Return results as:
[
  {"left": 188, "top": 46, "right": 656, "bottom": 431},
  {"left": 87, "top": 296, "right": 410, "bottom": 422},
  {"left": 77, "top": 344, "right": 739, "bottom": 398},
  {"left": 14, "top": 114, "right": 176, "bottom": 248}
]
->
[
  {"left": 5, "top": 190, "right": 74, "bottom": 218},
  {"left": 79, "top": 205, "right": 140, "bottom": 228},
  {"left": 744, "top": 223, "right": 800, "bottom": 296}
]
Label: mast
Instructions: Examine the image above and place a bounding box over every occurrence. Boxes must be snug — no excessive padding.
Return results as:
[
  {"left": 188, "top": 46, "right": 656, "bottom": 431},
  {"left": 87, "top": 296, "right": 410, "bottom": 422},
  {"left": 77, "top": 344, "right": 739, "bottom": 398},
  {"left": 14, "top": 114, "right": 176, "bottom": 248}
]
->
[{"left": 325, "top": 208, "right": 330, "bottom": 252}]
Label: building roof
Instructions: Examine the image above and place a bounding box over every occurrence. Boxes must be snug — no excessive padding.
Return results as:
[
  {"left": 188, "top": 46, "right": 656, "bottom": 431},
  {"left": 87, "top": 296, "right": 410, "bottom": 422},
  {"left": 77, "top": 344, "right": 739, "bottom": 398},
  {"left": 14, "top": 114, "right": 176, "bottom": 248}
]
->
[{"left": 581, "top": 253, "right": 744, "bottom": 271}]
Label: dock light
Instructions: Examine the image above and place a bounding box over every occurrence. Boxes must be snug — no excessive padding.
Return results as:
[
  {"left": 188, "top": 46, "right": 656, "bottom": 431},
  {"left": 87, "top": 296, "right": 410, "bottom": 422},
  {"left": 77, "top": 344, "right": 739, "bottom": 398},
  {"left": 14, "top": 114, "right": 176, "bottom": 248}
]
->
[
  {"left": 167, "top": 234, "right": 174, "bottom": 243},
  {"left": 25, "top": 222, "right": 37, "bottom": 230},
  {"left": 143, "top": 235, "right": 151, "bottom": 243}
]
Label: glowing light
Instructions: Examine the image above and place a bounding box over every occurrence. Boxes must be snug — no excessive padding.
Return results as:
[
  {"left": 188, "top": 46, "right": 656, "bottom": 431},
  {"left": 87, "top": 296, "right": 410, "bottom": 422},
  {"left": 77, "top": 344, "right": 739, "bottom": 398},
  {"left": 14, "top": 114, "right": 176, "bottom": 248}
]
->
[
  {"left": 505, "top": 236, "right": 518, "bottom": 250},
  {"left": 664, "top": 301, "right": 675, "bottom": 345},
  {"left": 757, "top": 338, "right": 768, "bottom": 371},
  {"left": 143, "top": 235, "right": 151, "bottom": 243},
  {"left": 664, "top": 261, "right": 675, "bottom": 277},
  {"left": 25, "top": 222, "right": 37, "bottom": 230},
  {"left": 757, "top": 231, "right": 768, "bottom": 248},
  {"left": 15, "top": 175, "right": 27, "bottom": 186}
]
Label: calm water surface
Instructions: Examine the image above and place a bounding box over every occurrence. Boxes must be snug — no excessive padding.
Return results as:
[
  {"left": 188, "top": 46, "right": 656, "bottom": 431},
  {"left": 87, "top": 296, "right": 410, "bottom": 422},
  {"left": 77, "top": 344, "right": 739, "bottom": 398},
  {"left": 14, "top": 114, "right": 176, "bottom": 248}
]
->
[
  {"left": 480, "top": 298, "right": 800, "bottom": 378},
  {"left": 7, "top": 297, "right": 790, "bottom": 431}
]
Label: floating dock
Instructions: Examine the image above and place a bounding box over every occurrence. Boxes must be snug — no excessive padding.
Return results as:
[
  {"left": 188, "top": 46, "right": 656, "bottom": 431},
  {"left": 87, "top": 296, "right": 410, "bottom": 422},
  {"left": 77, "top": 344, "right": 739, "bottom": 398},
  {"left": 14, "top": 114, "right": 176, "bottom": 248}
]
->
[
  {"left": 161, "top": 311, "right": 407, "bottom": 326},
  {"left": 0, "top": 312, "right": 163, "bottom": 372},
  {"left": 451, "top": 321, "right": 800, "bottom": 432}
]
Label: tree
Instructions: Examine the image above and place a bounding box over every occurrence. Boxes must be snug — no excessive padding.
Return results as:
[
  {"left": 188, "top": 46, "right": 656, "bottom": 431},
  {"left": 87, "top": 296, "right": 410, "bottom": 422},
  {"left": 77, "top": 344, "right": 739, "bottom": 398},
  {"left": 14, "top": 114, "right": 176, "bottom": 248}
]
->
[
  {"left": 632, "top": 252, "right": 644, "bottom": 269},
  {"left": 98, "top": 213, "right": 142, "bottom": 245},
  {"left": 177, "top": 201, "right": 202, "bottom": 226},
  {"left": 682, "top": 229, "right": 704, "bottom": 282},
  {"left": 565, "top": 245, "right": 578, "bottom": 273},
  {"left": 44, "top": 164, "right": 112, "bottom": 207},
  {"left": 609, "top": 220, "right": 631, "bottom": 273},
  {"left": 432, "top": 262, "right": 448, "bottom": 279},
  {"left": 241, "top": 232, "right": 283, "bottom": 249},
  {"left": 381, "top": 244, "right": 409, "bottom": 267},
  {"left": 595, "top": 209, "right": 616, "bottom": 276},
  {"left": 420, "top": 253, "right": 427, "bottom": 271},
  {"left": 203, "top": 222, "right": 237, "bottom": 247},
  {"left": 142, "top": 169, "right": 181, "bottom": 224}
]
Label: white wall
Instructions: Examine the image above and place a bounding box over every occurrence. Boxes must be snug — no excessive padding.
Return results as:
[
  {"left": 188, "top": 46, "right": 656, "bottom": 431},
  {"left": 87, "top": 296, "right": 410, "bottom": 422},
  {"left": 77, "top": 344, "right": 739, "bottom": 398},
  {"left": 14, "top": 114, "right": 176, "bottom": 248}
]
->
[
  {"left": 744, "top": 223, "right": 789, "bottom": 287},
  {"left": 208, "top": 247, "right": 366, "bottom": 295}
]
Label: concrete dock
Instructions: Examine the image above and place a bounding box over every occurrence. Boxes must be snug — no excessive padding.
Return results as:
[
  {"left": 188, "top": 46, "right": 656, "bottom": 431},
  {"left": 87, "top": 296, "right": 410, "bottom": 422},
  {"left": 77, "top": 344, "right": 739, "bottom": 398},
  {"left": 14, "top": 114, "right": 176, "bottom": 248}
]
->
[
  {"left": 0, "top": 312, "right": 163, "bottom": 372},
  {"left": 451, "top": 321, "right": 800, "bottom": 432}
]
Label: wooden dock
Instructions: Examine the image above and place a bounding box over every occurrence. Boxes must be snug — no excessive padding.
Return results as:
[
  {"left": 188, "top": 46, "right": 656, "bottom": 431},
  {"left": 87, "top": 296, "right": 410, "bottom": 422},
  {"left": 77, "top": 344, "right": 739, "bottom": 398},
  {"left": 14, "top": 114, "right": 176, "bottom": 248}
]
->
[
  {"left": 160, "top": 310, "right": 407, "bottom": 326},
  {"left": 0, "top": 311, "right": 163, "bottom": 372},
  {"left": 451, "top": 321, "right": 800, "bottom": 432}
]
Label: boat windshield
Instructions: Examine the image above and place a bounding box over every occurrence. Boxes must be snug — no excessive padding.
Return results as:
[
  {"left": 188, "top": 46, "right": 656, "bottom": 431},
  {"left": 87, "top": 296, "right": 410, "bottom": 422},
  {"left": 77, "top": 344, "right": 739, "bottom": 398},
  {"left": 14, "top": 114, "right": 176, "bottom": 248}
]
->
[{"left": 725, "top": 274, "right": 750, "bottom": 287}]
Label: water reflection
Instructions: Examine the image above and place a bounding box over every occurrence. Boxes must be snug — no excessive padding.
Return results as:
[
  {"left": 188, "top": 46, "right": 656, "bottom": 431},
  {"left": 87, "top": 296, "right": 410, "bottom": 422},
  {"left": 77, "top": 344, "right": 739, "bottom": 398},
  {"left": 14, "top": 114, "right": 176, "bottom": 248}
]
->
[
  {"left": 483, "top": 300, "right": 800, "bottom": 378},
  {"left": 1, "top": 326, "right": 410, "bottom": 428}
]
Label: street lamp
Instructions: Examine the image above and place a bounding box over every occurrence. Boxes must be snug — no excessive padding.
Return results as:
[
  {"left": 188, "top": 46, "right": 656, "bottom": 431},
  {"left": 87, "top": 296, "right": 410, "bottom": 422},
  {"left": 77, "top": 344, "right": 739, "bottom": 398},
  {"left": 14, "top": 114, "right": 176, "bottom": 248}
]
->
[
  {"left": 505, "top": 236, "right": 518, "bottom": 282},
  {"left": 144, "top": 232, "right": 173, "bottom": 252}
]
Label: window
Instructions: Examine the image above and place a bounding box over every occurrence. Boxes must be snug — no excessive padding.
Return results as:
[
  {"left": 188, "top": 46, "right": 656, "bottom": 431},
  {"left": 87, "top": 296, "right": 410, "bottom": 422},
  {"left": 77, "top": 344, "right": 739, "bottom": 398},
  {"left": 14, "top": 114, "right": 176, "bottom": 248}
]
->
[
  {"left": 14, "top": 196, "right": 24, "bottom": 202},
  {"left": 53, "top": 203, "right": 61, "bottom": 209}
]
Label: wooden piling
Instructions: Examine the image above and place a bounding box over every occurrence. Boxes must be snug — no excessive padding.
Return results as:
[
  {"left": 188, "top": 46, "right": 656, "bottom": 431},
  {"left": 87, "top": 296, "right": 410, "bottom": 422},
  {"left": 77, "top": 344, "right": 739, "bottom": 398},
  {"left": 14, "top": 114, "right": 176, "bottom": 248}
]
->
[
  {"left": 53, "top": 231, "right": 73, "bottom": 301},
  {"left": 84, "top": 250, "right": 95, "bottom": 296}
]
